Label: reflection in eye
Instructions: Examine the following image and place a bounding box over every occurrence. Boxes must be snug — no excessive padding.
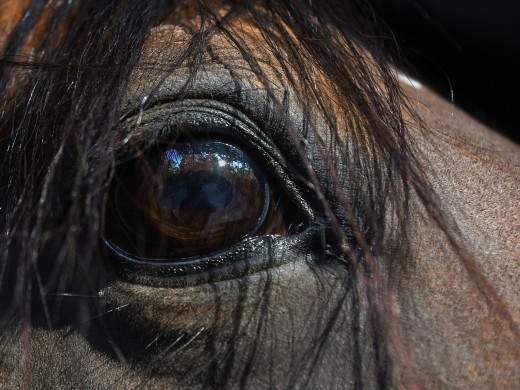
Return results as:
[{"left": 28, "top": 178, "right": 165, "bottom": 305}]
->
[{"left": 106, "top": 139, "right": 297, "bottom": 261}]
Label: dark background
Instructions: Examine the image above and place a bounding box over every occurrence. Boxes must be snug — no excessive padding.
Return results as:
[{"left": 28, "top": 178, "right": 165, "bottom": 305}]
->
[{"left": 370, "top": 0, "right": 520, "bottom": 143}]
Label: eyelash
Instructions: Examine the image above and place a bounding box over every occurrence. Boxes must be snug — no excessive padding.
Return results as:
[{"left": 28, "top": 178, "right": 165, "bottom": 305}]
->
[{"left": 101, "top": 99, "right": 319, "bottom": 286}]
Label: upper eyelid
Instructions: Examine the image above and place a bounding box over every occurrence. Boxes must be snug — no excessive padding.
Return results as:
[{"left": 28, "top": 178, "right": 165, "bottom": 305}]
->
[
  {"left": 118, "top": 99, "right": 272, "bottom": 153},
  {"left": 122, "top": 62, "right": 285, "bottom": 120},
  {"left": 114, "top": 66, "right": 330, "bottom": 178},
  {"left": 121, "top": 65, "right": 312, "bottom": 138},
  {"left": 114, "top": 98, "right": 317, "bottom": 219}
]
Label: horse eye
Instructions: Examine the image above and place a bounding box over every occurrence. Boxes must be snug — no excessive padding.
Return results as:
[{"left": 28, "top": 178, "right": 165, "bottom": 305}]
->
[
  {"left": 108, "top": 139, "right": 278, "bottom": 259},
  {"left": 103, "top": 137, "right": 307, "bottom": 282}
]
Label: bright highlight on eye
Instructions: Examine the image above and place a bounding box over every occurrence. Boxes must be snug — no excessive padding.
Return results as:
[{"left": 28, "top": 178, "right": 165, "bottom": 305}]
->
[{"left": 107, "top": 140, "right": 282, "bottom": 260}]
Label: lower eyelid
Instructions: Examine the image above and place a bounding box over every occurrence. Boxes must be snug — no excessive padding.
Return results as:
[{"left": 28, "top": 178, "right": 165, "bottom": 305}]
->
[{"left": 102, "top": 226, "right": 321, "bottom": 287}]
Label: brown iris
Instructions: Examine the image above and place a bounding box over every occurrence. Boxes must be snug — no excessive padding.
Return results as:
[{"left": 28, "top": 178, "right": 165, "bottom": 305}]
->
[{"left": 110, "top": 140, "right": 272, "bottom": 258}]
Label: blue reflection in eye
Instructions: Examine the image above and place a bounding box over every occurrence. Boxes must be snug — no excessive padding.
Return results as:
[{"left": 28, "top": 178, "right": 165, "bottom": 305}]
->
[{"left": 164, "top": 149, "right": 182, "bottom": 169}]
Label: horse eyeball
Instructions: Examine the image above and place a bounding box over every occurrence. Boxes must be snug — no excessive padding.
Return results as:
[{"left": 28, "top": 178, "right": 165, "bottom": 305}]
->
[{"left": 109, "top": 140, "right": 273, "bottom": 258}]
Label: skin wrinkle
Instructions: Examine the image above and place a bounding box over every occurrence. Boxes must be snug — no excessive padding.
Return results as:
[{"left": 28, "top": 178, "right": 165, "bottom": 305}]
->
[{"left": 1, "top": 2, "right": 520, "bottom": 389}]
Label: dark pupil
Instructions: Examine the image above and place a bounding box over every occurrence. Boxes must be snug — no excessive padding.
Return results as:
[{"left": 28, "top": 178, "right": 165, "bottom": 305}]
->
[
  {"left": 114, "top": 140, "right": 269, "bottom": 258},
  {"left": 165, "top": 172, "right": 233, "bottom": 211}
]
